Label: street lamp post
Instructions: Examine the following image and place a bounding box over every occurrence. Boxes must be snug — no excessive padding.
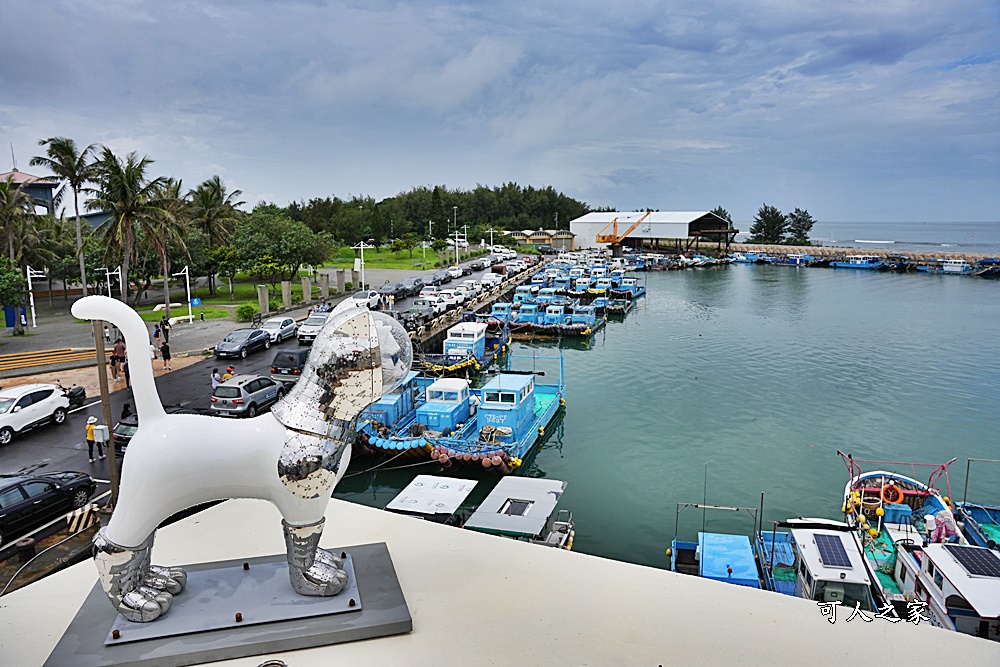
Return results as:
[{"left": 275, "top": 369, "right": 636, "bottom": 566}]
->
[
  {"left": 453, "top": 206, "right": 459, "bottom": 260},
  {"left": 352, "top": 241, "right": 374, "bottom": 290},
  {"left": 172, "top": 265, "right": 193, "bottom": 323},
  {"left": 25, "top": 265, "right": 46, "bottom": 328}
]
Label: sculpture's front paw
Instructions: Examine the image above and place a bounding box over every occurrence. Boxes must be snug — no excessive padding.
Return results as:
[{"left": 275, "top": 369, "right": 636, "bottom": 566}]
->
[
  {"left": 314, "top": 547, "right": 344, "bottom": 570},
  {"left": 148, "top": 564, "right": 188, "bottom": 593},
  {"left": 291, "top": 560, "right": 349, "bottom": 597},
  {"left": 119, "top": 587, "right": 173, "bottom": 623}
]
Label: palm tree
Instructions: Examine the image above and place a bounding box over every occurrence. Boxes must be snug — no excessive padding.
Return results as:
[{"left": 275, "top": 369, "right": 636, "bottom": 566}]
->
[
  {"left": 146, "top": 178, "right": 190, "bottom": 317},
  {"left": 0, "top": 176, "right": 36, "bottom": 334},
  {"left": 30, "top": 137, "right": 98, "bottom": 296},
  {"left": 189, "top": 176, "right": 244, "bottom": 295},
  {"left": 85, "top": 148, "right": 167, "bottom": 303}
]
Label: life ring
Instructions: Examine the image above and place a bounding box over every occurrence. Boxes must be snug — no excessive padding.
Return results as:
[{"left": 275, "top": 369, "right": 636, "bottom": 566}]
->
[{"left": 881, "top": 483, "right": 904, "bottom": 504}]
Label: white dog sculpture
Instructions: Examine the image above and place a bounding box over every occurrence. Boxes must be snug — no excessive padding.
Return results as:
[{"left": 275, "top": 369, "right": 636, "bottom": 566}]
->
[{"left": 72, "top": 296, "right": 411, "bottom": 622}]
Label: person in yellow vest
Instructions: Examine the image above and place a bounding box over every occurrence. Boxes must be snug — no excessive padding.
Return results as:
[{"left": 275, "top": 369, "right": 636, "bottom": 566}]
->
[
  {"left": 221, "top": 366, "right": 235, "bottom": 381},
  {"left": 86, "top": 416, "right": 105, "bottom": 463}
]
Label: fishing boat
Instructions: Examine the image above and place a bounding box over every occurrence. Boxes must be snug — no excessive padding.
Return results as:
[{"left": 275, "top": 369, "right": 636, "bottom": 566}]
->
[
  {"left": 955, "top": 458, "right": 1000, "bottom": 550},
  {"left": 384, "top": 474, "right": 477, "bottom": 524},
  {"left": 916, "top": 258, "right": 975, "bottom": 275},
  {"left": 912, "top": 543, "right": 1000, "bottom": 640},
  {"left": 880, "top": 254, "right": 914, "bottom": 272},
  {"left": 414, "top": 321, "right": 510, "bottom": 376},
  {"left": 604, "top": 298, "right": 634, "bottom": 317},
  {"left": 973, "top": 258, "right": 1000, "bottom": 277},
  {"left": 464, "top": 477, "right": 575, "bottom": 549},
  {"left": 830, "top": 255, "right": 885, "bottom": 270},
  {"left": 838, "top": 453, "right": 969, "bottom": 617},
  {"left": 668, "top": 501, "right": 762, "bottom": 589},
  {"left": 356, "top": 370, "right": 437, "bottom": 458},
  {"left": 610, "top": 277, "right": 647, "bottom": 299},
  {"left": 729, "top": 252, "right": 772, "bottom": 264},
  {"left": 756, "top": 518, "right": 881, "bottom": 611},
  {"left": 768, "top": 253, "right": 816, "bottom": 266},
  {"left": 428, "top": 353, "right": 566, "bottom": 473}
]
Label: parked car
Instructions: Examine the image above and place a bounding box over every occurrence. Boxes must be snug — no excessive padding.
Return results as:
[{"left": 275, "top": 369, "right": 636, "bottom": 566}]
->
[
  {"left": 461, "top": 279, "right": 482, "bottom": 297},
  {"left": 379, "top": 282, "right": 409, "bottom": 301},
  {"left": 412, "top": 296, "right": 447, "bottom": 315},
  {"left": 427, "top": 272, "right": 449, "bottom": 286},
  {"left": 113, "top": 406, "right": 218, "bottom": 454},
  {"left": 215, "top": 328, "right": 271, "bottom": 359},
  {"left": 446, "top": 266, "right": 463, "bottom": 279},
  {"left": 437, "top": 289, "right": 463, "bottom": 307},
  {"left": 260, "top": 316, "right": 298, "bottom": 343},
  {"left": 399, "top": 277, "right": 425, "bottom": 296},
  {"left": 480, "top": 272, "right": 503, "bottom": 287},
  {"left": 210, "top": 375, "right": 284, "bottom": 418},
  {"left": 0, "top": 471, "right": 97, "bottom": 544},
  {"left": 418, "top": 286, "right": 440, "bottom": 299},
  {"left": 458, "top": 264, "right": 474, "bottom": 276},
  {"left": 351, "top": 290, "right": 381, "bottom": 309},
  {"left": 453, "top": 285, "right": 474, "bottom": 303},
  {"left": 0, "top": 384, "right": 70, "bottom": 446},
  {"left": 270, "top": 348, "right": 311, "bottom": 385},
  {"left": 469, "top": 258, "right": 487, "bottom": 271},
  {"left": 297, "top": 313, "right": 331, "bottom": 345}
]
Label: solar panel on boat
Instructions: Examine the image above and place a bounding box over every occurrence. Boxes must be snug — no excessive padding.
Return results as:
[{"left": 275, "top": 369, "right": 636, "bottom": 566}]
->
[
  {"left": 815, "top": 534, "right": 852, "bottom": 569},
  {"left": 944, "top": 544, "right": 1000, "bottom": 578}
]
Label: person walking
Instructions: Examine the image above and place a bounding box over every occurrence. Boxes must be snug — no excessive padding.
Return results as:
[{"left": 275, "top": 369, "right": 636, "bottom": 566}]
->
[
  {"left": 160, "top": 341, "right": 172, "bottom": 371},
  {"left": 85, "top": 416, "right": 105, "bottom": 463},
  {"left": 211, "top": 368, "right": 222, "bottom": 390},
  {"left": 160, "top": 316, "right": 171, "bottom": 343},
  {"left": 152, "top": 324, "right": 162, "bottom": 355},
  {"left": 123, "top": 358, "right": 131, "bottom": 389},
  {"left": 103, "top": 325, "right": 111, "bottom": 344},
  {"left": 111, "top": 338, "right": 126, "bottom": 382},
  {"left": 121, "top": 403, "right": 133, "bottom": 420}
]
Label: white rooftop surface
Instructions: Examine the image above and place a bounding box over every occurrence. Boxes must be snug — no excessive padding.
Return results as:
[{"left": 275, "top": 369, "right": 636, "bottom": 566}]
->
[
  {"left": 790, "top": 527, "right": 872, "bottom": 586},
  {"left": 923, "top": 543, "right": 1000, "bottom": 618},
  {"left": 384, "top": 475, "right": 477, "bottom": 516},
  {"left": 426, "top": 377, "right": 469, "bottom": 392},
  {"left": 447, "top": 322, "right": 487, "bottom": 335},
  {"left": 1, "top": 498, "right": 997, "bottom": 666}
]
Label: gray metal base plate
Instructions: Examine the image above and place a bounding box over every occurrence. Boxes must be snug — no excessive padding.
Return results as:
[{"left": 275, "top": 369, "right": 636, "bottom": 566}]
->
[{"left": 44, "top": 542, "right": 411, "bottom": 667}]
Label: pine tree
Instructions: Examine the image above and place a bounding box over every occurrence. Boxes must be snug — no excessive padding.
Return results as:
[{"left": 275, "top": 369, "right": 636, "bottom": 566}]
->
[
  {"left": 786, "top": 208, "right": 816, "bottom": 246},
  {"left": 747, "top": 204, "right": 787, "bottom": 244}
]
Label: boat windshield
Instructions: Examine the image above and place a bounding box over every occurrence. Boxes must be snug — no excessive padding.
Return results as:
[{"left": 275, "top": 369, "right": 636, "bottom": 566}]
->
[{"left": 813, "top": 580, "right": 872, "bottom": 611}]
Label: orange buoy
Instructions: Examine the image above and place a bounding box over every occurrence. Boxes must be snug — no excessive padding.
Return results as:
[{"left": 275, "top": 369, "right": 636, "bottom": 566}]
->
[{"left": 881, "top": 483, "right": 904, "bottom": 504}]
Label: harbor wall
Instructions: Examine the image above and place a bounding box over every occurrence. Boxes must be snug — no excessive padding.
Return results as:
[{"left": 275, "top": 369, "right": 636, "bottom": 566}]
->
[{"left": 729, "top": 243, "right": 996, "bottom": 262}]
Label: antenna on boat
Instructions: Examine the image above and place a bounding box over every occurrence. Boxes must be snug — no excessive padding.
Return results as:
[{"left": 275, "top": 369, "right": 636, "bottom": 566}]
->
[{"left": 702, "top": 462, "right": 709, "bottom": 534}]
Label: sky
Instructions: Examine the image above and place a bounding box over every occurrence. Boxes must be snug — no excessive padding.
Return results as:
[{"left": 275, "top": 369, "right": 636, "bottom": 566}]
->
[{"left": 1, "top": 0, "right": 998, "bottom": 224}]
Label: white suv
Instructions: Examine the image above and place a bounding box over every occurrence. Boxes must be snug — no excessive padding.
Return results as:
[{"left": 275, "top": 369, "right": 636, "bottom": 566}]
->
[
  {"left": 297, "top": 313, "right": 331, "bottom": 345},
  {"left": 0, "top": 384, "right": 70, "bottom": 445}
]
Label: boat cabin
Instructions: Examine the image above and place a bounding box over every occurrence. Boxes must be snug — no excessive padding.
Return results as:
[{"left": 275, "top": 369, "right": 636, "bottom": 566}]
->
[
  {"left": 514, "top": 285, "right": 535, "bottom": 304},
  {"left": 574, "top": 276, "right": 592, "bottom": 291},
  {"left": 590, "top": 266, "right": 608, "bottom": 279},
  {"left": 917, "top": 544, "right": 1000, "bottom": 640},
  {"left": 415, "top": 378, "right": 473, "bottom": 434},
  {"left": 536, "top": 287, "right": 560, "bottom": 304},
  {"left": 610, "top": 269, "right": 626, "bottom": 285},
  {"left": 570, "top": 305, "right": 597, "bottom": 326},
  {"left": 514, "top": 303, "right": 540, "bottom": 325},
  {"left": 590, "top": 277, "right": 612, "bottom": 293},
  {"left": 490, "top": 302, "right": 514, "bottom": 321},
  {"left": 464, "top": 477, "right": 573, "bottom": 548},
  {"left": 789, "top": 527, "right": 875, "bottom": 611},
  {"left": 385, "top": 475, "right": 478, "bottom": 524},
  {"left": 363, "top": 370, "right": 424, "bottom": 428},
  {"left": 553, "top": 276, "right": 571, "bottom": 291},
  {"left": 543, "top": 304, "right": 568, "bottom": 326},
  {"left": 476, "top": 373, "right": 536, "bottom": 443},
  {"left": 443, "top": 322, "right": 487, "bottom": 362}
]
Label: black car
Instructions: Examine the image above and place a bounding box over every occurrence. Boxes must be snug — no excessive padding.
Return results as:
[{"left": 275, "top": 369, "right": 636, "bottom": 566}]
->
[
  {"left": 113, "top": 406, "right": 218, "bottom": 454},
  {"left": 469, "top": 258, "right": 487, "bottom": 271},
  {"left": 379, "top": 282, "right": 409, "bottom": 301},
  {"left": 430, "top": 271, "right": 452, "bottom": 285},
  {"left": 459, "top": 264, "right": 474, "bottom": 276},
  {"left": 0, "top": 471, "right": 96, "bottom": 544},
  {"left": 271, "top": 348, "right": 310, "bottom": 384},
  {"left": 399, "top": 277, "right": 425, "bottom": 296},
  {"left": 215, "top": 328, "right": 271, "bottom": 359}
]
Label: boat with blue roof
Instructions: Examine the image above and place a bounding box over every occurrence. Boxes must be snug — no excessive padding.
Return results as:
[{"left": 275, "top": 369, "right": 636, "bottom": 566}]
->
[
  {"left": 669, "top": 501, "right": 762, "bottom": 590},
  {"left": 916, "top": 258, "right": 974, "bottom": 275},
  {"left": 830, "top": 254, "right": 885, "bottom": 270},
  {"left": 414, "top": 320, "right": 510, "bottom": 376}
]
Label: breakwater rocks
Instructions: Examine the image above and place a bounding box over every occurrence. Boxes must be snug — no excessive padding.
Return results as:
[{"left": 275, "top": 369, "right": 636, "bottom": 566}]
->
[{"left": 730, "top": 244, "right": 996, "bottom": 262}]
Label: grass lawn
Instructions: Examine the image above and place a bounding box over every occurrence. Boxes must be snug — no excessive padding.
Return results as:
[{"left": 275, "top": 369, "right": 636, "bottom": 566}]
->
[
  {"left": 323, "top": 246, "right": 490, "bottom": 270},
  {"left": 136, "top": 306, "right": 232, "bottom": 323}
]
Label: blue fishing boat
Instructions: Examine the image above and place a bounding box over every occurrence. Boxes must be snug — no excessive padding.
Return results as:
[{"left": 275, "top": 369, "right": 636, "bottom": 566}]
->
[
  {"left": 830, "top": 254, "right": 885, "bottom": 270},
  {"left": 604, "top": 298, "right": 633, "bottom": 317},
  {"left": 669, "top": 501, "right": 762, "bottom": 590},
  {"left": 414, "top": 320, "right": 510, "bottom": 376},
  {"left": 356, "top": 370, "right": 436, "bottom": 458},
  {"left": 729, "top": 252, "right": 772, "bottom": 264},
  {"left": 916, "top": 258, "right": 974, "bottom": 275},
  {"left": 588, "top": 277, "right": 612, "bottom": 295},
  {"left": 428, "top": 353, "right": 566, "bottom": 473},
  {"left": 610, "top": 276, "right": 646, "bottom": 299},
  {"left": 955, "top": 458, "right": 1000, "bottom": 549},
  {"left": 973, "top": 258, "right": 1000, "bottom": 277}
]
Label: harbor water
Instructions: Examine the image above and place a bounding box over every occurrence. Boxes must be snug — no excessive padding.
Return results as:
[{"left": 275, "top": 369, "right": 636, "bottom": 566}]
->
[{"left": 336, "top": 263, "right": 1000, "bottom": 569}]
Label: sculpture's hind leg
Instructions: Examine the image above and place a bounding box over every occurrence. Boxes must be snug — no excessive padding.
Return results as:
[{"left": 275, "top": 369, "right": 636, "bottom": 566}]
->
[
  {"left": 93, "top": 528, "right": 187, "bottom": 622},
  {"left": 282, "top": 518, "right": 348, "bottom": 596}
]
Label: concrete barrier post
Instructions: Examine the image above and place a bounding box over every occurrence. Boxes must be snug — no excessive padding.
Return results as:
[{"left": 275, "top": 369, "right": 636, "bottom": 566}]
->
[
  {"left": 351, "top": 269, "right": 361, "bottom": 290},
  {"left": 257, "top": 285, "right": 269, "bottom": 316},
  {"left": 301, "top": 277, "right": 312, "bottom": 305},
  {"left": 320, "top": 273, "right": 330, "bottom": 299},
  {"left": 336, "top": 269, "right": 346, "bottom": 294},
  {"left": 281, "top": 281, "right": 292, "bottom": 309}
]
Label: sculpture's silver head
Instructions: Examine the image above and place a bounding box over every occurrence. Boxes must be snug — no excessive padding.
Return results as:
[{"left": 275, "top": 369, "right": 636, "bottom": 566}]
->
[{"left": 271, "top": 306, "right": 412, "bottom": 437}]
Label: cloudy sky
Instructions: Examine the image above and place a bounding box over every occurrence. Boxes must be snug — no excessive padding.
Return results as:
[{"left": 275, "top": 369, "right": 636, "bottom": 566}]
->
[{"left": 2, "top": 1, "right": 997, "bottom": 224}]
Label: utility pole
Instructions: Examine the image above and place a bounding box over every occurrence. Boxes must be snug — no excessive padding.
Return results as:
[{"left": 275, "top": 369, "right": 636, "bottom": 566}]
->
[{"left": 26, "top": 265, "right": 46, "bottom": 328}]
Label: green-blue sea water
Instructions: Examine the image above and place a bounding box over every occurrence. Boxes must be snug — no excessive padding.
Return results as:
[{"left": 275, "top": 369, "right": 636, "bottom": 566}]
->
[{"left": 335, "top": 265, "right": 1000, "bottom": 569}]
